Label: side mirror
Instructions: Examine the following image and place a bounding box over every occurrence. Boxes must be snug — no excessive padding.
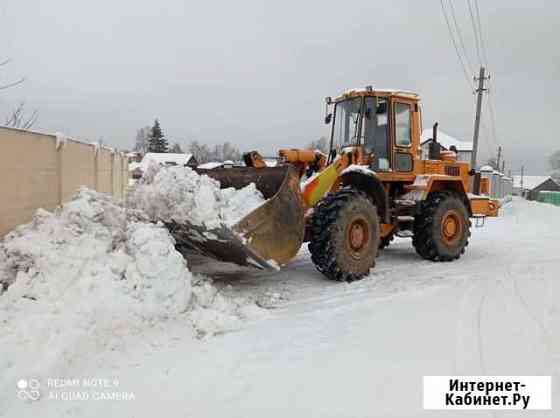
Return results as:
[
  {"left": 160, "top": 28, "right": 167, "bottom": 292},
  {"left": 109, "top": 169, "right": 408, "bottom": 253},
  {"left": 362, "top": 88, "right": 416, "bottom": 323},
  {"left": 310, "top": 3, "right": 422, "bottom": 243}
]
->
[{"left": 324, "top": 113, "right": 332, "bottom": 124}]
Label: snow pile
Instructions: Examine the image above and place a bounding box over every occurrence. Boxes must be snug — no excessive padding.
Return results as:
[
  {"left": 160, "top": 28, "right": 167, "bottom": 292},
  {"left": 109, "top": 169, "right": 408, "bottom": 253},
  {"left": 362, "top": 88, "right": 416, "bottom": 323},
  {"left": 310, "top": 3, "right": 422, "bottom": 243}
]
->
[
  {"left": 127, "top": 164, "right": 266, "bottom": 228},
  {"left": 341, "top": 164, "right": 376, "bottom": 177},
  {"left": 0, "top": 187, "right": 269, "bottom": 396},
  {"left": 189, "top": 277, "right": 270, "bottom": 338},
  {"left": 0, "top": 188, "right": 192, "bottom": 388}
]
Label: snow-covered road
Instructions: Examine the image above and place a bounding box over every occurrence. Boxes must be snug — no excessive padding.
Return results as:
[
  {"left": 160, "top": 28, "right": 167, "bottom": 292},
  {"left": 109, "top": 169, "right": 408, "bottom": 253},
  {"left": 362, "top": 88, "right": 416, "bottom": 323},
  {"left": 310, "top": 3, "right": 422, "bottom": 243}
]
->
[{"left": 4, "top": 198, "right": 560, "bottom": 417}]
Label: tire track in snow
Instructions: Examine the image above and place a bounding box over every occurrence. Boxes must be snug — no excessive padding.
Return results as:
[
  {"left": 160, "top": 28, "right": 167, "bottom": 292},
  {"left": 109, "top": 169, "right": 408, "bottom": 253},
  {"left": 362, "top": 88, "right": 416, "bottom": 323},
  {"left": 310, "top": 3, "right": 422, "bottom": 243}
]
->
[
  {"left": 510, "top": 266, "right": 549, "bottom": 337},
  {"left": 476, "top": 290, "right": 487, "bottom": 374}
]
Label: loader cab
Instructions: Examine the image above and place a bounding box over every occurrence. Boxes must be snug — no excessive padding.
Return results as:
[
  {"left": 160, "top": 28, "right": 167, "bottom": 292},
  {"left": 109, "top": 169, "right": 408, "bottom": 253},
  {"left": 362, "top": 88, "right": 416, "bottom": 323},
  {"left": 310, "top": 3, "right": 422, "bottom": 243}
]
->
[{"left": 329, "top": 89, "right": 421, "bottom": 174}]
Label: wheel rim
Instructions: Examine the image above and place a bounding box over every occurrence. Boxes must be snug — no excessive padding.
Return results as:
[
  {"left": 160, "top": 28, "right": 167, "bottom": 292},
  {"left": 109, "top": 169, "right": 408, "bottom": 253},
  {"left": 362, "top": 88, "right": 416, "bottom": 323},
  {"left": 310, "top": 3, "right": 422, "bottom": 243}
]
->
[
  {"left": 347, "top": 217, "right": 370, "bottom": 256},
  {"left": 441, "top": 209, "right": 463, "bottom": 246}
]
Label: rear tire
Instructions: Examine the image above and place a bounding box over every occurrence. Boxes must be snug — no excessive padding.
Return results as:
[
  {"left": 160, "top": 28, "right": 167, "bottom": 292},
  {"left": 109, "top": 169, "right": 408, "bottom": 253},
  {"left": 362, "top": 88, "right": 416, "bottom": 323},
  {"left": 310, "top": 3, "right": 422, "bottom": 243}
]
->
[
  {"left": 308, "top": 187, "right": 379, "bottom": 281},
  {"left": 412, "top": 192, "right": 471, "bottom": 261}
]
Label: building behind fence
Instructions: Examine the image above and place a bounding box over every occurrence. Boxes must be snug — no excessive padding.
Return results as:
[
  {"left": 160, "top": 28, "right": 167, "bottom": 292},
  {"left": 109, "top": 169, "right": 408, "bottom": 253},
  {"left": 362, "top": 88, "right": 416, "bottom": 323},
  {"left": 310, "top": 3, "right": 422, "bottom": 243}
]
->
[
  {"left": 512, "top": 175, "right": 560, "bottom": 201},
  {"left": 0, "top": 126, "right": 128, "bottom": 237}
]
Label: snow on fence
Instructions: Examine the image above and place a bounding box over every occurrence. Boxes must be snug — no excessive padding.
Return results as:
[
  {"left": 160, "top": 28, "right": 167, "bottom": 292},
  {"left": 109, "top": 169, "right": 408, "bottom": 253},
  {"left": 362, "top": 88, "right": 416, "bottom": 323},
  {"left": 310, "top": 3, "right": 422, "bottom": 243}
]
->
[
  {"left": 479, "top": 166, "right": 513, "bottom": 200},
  {"left": 0, "top": 126, "right": 128, "bottom": 237}
]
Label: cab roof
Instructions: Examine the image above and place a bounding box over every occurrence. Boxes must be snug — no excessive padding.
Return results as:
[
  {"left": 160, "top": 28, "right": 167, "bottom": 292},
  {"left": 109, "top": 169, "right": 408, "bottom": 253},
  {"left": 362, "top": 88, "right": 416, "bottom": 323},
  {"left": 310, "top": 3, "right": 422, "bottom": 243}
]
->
[{"left": 334, "top": 87, "right": 419, "bottom": 102}]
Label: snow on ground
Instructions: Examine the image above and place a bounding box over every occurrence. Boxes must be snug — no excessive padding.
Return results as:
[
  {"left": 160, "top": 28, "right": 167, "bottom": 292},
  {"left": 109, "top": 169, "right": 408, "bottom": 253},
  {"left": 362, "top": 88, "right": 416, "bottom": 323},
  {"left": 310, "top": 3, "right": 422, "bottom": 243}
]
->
[
  {"left": 127, "top": 164, "right": 266, "bottom": 228},
  {"left": 2, "top": 197, "right": 560, "bottom": 417}
]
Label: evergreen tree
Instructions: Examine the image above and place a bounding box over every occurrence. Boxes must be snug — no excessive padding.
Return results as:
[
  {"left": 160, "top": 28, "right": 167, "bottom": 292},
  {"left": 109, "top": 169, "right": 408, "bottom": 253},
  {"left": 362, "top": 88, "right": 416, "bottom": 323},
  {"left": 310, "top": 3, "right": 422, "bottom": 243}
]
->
[{"left": 147, "top": 118, "right": 168, "bottom": 153}]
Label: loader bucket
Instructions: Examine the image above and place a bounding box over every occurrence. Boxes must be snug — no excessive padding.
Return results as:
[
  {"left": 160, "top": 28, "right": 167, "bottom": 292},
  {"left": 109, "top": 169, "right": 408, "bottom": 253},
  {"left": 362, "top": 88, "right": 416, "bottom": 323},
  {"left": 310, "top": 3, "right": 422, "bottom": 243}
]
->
[{"left": 166, "top": 165, "right": 305, "bottom": 270}]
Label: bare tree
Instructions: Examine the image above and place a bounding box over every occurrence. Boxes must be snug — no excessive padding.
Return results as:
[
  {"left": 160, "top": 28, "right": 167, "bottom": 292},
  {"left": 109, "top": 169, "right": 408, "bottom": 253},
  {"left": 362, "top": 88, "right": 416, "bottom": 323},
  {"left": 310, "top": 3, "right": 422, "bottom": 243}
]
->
[
  {"left": 0, "top": 58, "right": 25, "bottom": 91},
  {"left": 306, "top": 136, "right": 329, "bottom": 153},
  {"left": 220, "top": 141, "right": 241, "bottom": 161},
  {"left": 1, "top": 58, "right": 34, "bottom": 128},
  {"left": 549, "top": 150, "right": 560, "bottom": 181},
  {"left": 133, "top": 126, "right": 151, "bottom": 154},
  {"left": 189, "top": 140, "right": 212, "bottom": 163},
  {"left": 4, "top": 102, "right": 38, "bottom": 129},
  {"left": 169, "top": 142, "right": 184, "bottom": 153}
]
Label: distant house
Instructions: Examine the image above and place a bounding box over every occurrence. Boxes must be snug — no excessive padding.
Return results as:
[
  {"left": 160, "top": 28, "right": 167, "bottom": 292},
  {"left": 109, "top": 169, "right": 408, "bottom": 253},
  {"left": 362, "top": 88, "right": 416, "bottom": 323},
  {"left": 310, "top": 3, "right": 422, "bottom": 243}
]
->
[
  {"left": 197, "top": 161, "right": 225, "bottom": 170},
  {"left": 512, "top": 175, "right": 560, "bottom": 200},
  {"left": 131, "top": 153, "right": 198, "bottom": 179},
  {"left": 420, "top": 129, "right": 473, "bottom": 163},
  {"left": 141, "top": 152, "right": 198, "bottom": 169}
]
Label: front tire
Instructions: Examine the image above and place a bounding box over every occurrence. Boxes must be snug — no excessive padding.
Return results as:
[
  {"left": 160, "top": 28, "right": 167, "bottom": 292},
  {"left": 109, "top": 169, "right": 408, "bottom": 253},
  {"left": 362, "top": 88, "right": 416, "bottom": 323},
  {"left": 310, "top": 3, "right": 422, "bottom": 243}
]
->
[
  {"left": 412, "top": 192, "right": 471, "bottom": 261},
  {"left": 308, "top": 188, "right": 379, "bottom": 281}
]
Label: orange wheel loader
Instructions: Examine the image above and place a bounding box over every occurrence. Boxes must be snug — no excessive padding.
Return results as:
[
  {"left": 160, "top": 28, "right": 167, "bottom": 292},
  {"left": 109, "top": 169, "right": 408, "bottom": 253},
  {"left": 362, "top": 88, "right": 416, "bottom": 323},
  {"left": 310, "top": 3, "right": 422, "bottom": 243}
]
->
[{"left": 168, "top": 87, "right": 499, "bottom": 282}]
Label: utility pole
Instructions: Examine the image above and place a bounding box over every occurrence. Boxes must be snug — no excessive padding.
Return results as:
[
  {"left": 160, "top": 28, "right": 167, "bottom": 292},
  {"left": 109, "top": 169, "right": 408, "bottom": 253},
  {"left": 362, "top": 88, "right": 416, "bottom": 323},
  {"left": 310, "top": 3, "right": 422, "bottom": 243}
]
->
[
  {"left": 501, "top": 160, "right": 505, "bottom": 174},
  {"left": 520, "top": 165, "right": 525, "bottom": 195},
  {"left": 496, "top": 145, "right": 502, "bottom": 171},
  {"left": 470, "top": 66, "right": 488, "bottom": 170}
]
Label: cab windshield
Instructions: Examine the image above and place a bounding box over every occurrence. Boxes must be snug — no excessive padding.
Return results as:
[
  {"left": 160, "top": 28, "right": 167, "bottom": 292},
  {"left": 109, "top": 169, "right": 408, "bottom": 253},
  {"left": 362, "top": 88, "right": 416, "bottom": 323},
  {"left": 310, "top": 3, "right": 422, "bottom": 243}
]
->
[
  {"left": 330, "top": 95, "right": 391, "bottom": 171},
  {"left": 332, "top": 97, "right": 363, "bottom": 147}
]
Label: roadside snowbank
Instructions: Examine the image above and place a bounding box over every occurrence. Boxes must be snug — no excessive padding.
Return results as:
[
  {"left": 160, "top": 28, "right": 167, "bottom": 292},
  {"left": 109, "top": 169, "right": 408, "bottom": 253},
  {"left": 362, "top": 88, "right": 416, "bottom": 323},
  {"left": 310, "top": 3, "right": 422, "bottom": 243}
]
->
[
  {"left": 127, "top": 164, "right": 266, "bottom": 228},
  {"left": 0, "top": 189, "right": 191, "bottom": 385},
  {"left": 0, "top": 188, "right": 267, "bottom": 400}
]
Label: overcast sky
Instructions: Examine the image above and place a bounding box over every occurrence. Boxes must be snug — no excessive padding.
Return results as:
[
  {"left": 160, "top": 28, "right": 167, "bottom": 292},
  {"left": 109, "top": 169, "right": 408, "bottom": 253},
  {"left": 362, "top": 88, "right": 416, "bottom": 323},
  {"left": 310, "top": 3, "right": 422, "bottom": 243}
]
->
[{"left": 1, "top": 0, "right": 558, "bottom": 175}]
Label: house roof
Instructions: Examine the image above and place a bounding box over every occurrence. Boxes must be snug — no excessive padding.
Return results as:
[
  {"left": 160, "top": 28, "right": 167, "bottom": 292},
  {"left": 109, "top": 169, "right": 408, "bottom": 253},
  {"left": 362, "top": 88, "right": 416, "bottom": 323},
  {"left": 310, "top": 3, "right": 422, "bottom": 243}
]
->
[
  {"left": 513, "top": 175, "right": 555, "bottom": 190},
  {"left": 197, "top": 161, "right": 224, "bottom": 170},
  {"left": 420, "top": 129, "right": 473, "bottom": 152},
  {"left": 140, "top": 153, "right": 194, "bottom": 170}
]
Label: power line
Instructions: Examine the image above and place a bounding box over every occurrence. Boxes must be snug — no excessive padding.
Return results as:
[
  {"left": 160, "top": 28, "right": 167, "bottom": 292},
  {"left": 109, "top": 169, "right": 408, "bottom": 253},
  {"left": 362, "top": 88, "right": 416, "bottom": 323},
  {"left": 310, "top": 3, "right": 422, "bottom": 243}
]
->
[
  {"left": 479, "top": 118, "right": 493, "bottom": 157},
  {"left": 439, "top": 0, "right": 474, "bottom": 90},
  {"left": 466, "top": 0, "right": 483, "bottom": 66},
  {"left": 487, "top": 79, "right": 499, "bottom": 146},
  {"left": 448, "top": 0, "right": 474, "bottom": 73},
  {"left": 473, "top": 0, "right": 496, "bottom": 148},
  {"left": 473, "top": 1, "right": 498, "bottom": 147},
  {"left": 473, "top": 0, "right": 489, "bottom": 66}
]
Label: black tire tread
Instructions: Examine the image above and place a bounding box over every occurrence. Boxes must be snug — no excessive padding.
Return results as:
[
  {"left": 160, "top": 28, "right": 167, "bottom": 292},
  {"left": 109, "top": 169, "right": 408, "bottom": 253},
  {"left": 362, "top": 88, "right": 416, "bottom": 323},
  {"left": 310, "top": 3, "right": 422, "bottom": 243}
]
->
[
  {"left": 412, "top": 192, "right": 471, "bottom": 261},
  {"left": 308, "top": 187, "right": 378, "bottom": 282}
]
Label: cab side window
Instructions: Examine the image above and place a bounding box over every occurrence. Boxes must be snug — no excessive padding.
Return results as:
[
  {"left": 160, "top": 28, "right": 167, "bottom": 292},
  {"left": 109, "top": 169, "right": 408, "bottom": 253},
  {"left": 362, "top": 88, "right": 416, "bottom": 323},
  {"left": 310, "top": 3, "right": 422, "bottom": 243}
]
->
[
  {"left": 395, "top": 102, "right": 412, "bottom": 147},
  {"left": 363, "top": 97, "right": 390, "bottom": 171}
]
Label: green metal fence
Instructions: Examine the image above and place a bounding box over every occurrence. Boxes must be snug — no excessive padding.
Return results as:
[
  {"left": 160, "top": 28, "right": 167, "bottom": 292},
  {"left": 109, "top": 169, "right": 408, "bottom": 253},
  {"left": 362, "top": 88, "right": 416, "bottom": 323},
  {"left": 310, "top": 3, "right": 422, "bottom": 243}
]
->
[{"left": 537, "top": 191, "right": 560, "bottom": 206}]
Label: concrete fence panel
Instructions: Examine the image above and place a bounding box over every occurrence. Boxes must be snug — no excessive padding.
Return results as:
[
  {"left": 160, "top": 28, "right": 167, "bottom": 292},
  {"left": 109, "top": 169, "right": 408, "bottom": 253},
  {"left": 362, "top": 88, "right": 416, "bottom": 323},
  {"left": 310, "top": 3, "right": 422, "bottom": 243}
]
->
[
  {"left": 96, "top": 149, "right": 113, "bottom": 195},
  {"left": 0, "top": 129, "right": 59, "bottom": 236},
  {"left": 0, "top": 127, "right": 128, "bottom": 237},
  {"left": 112, "top": 153, "right": 122, "bottom": 200},
  {"left": 61, "top": 140, "right": 96, "bottom": 202}
]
